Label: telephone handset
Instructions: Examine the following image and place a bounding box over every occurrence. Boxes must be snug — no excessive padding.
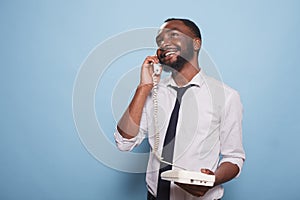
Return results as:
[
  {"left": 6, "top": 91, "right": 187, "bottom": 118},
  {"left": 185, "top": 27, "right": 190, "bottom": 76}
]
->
[
  {"left": 153, "top": 63, "right": 161, "bottom": 75},
  {"left": 150, "top": 62, "right": 216, "bottom": 186}
]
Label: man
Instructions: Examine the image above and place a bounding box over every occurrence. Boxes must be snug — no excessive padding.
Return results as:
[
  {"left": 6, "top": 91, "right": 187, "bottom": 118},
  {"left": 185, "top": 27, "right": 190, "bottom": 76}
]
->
[{"left": 114, "top": 18, "right": 245, "bottom": 200}]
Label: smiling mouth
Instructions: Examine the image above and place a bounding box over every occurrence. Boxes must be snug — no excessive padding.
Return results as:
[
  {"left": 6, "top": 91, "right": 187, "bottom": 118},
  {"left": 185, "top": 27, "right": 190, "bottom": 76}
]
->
[
  {"left": 161, "top": 48, "right": 180, "bottom": 58},
  {"left": 164, "top": 51, "right": 176, "bottom": 57}
]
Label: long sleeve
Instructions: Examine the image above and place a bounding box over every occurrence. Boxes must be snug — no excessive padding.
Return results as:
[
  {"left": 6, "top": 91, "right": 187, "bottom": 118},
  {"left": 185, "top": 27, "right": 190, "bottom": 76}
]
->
[{"left": 219, "top": 90, "right": 246, "bottom": 176}]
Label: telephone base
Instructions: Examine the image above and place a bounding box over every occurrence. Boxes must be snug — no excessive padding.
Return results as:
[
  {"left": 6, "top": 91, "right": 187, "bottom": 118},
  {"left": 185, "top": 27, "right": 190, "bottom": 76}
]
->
[{"left": 161, "top": 169, "right": 215, "bottom": 187}]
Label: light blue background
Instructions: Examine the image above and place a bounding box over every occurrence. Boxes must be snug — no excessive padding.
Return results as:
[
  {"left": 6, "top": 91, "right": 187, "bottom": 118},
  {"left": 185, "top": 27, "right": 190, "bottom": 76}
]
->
[{"left": 1, "top": 0, "right": 299, "bottom": 199}]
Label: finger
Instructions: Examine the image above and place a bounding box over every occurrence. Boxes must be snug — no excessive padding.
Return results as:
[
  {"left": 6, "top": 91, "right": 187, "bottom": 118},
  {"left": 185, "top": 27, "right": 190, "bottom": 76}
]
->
[
  {"left": 153, "top": 55, "right": 159, "bottom": 63},
  {"left": 201, "top": 168, "right": 214, "bottom": 175},
  {"left": 144, "top": 56, "right": 158, "bottom": 65}
]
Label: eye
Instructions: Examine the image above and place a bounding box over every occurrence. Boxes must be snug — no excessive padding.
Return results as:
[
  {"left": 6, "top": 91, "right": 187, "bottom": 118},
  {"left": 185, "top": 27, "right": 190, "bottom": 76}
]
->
[
  {"left": 156, "top": 34, "right": 163, "bottom": 46},
  {"left": 156, "top": 38, "right": 162, "bottom": 46},
  {"left": 170, "top": 31, "right": 180, "bottom": 38}
]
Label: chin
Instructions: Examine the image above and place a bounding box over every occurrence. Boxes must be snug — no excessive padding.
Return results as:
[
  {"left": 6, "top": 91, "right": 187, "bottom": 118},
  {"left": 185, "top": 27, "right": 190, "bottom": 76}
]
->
[{"left": 161, "top": 56, "right": 187, "bottom": 73}]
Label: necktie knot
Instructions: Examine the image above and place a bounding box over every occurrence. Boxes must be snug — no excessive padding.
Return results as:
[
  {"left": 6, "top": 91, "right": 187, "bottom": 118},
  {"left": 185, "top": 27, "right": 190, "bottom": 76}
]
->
[{"left": 169, "top": 84, "right": 197, "bottom": 102}]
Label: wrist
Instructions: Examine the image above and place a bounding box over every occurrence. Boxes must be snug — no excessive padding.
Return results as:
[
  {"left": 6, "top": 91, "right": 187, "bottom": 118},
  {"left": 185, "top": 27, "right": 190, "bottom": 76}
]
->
[{"left": 137, "top": 83, "right": 153, "bottom": 93}]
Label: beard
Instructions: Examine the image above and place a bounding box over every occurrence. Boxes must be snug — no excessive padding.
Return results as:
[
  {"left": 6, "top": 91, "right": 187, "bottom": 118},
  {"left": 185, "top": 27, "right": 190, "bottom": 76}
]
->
[
  {"left": 158, "top": 44, "right": 194, "bottom": 73},
  {"left": 161, "top": 55, "right": 188, "bottom": 72}
]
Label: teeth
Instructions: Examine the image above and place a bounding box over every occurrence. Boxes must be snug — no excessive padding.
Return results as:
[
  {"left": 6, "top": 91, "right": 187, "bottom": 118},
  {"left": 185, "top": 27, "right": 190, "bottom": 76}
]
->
[{"left": 165, "top": 52, "right": 176, "bottom": 57}]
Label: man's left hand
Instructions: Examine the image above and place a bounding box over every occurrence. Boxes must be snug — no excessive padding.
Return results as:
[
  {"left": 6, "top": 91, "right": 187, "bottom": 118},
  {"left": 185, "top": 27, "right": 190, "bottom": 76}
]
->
[{"left": 174, "top": 169, "right": 214, "bottom": 197}]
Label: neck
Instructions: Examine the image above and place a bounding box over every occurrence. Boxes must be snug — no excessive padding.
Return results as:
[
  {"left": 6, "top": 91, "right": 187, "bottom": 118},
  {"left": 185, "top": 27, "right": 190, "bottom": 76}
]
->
[{"left": 172, "top": 56, "right": 200, "bottom": 86}]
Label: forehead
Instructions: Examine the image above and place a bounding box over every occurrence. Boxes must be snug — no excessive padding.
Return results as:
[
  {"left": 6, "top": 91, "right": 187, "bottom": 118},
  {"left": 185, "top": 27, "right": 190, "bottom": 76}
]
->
[{"left": 157, "top": 20, "right": 194, "bottom": 39}]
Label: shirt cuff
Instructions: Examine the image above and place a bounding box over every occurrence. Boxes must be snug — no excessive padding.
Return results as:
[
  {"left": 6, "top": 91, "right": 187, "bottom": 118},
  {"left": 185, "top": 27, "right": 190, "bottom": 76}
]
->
[{"left": 114, "top": 130, "right": 144, "bottom": 151}]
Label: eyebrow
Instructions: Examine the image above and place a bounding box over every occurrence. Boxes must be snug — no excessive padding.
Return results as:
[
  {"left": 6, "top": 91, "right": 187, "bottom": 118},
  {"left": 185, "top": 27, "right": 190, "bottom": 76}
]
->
[{"left": 156, "top": 28, "right": 181, "bottom": 42}]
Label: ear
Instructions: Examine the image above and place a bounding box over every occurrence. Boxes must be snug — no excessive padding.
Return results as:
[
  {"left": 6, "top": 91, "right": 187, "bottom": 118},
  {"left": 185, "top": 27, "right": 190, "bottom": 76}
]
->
[{"left": 193, "top": 38, "right": 201, "bottom": 51}]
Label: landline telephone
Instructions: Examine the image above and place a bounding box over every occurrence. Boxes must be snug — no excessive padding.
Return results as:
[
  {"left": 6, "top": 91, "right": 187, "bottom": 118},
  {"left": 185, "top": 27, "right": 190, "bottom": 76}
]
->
[{"left": 150, "top": 63, "right": 215, "bottom": 187}]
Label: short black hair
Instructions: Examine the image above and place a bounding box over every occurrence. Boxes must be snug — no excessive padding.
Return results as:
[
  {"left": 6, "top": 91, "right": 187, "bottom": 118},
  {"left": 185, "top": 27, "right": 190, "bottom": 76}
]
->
[{"left": 164, "top": 18, "right": 202, "bottom": 40}]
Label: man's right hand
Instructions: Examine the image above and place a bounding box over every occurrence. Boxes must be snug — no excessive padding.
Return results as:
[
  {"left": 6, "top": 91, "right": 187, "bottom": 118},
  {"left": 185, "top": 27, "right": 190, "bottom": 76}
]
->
[{"left": 139, "top": 55, "right": 161, "bottom": 87}]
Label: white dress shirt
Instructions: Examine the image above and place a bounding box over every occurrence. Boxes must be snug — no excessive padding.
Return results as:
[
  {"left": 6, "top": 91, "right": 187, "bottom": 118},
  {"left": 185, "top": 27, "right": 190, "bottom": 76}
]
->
[{"left": 114, "top": 71, "right": 245, "bottom": 200}]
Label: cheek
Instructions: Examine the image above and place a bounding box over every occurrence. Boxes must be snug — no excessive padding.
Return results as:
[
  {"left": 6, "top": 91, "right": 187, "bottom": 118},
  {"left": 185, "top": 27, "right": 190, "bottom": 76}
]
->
[
  {"left": 181, "top": 41, "right": 194, "bottom": 54},
  {"left": 186, "top": 39, "right": 195, "bottom": 50},
  {"left": 179, "top": 37, "right": 193, "bottom": 49}
]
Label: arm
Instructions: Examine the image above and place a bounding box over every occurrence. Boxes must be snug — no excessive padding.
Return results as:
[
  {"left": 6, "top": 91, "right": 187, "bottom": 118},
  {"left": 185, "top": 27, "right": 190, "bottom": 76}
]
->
[
  {"left": 214, "top": 162, "right": 239, "bottom": 185},
  {"left": 117, "top": 84, "right": 152, "bottom": 139},
  {"left": 117, "top": 55, "right": 160, "bottom": 139}
]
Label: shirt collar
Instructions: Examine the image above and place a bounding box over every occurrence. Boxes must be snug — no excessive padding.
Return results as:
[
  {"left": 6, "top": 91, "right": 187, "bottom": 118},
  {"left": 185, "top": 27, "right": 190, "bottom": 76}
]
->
[{"left": 165, "top": 70, "right": 205, "bottom": 88}]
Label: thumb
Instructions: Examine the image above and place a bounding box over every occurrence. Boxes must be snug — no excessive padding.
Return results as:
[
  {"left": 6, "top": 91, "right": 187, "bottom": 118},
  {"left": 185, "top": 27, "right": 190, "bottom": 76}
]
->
[{"left": 201, "top": 168, "right": 214, "bottom": 175}]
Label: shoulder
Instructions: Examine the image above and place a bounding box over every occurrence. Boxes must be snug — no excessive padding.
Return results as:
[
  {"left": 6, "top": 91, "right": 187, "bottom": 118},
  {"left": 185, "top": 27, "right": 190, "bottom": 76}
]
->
[{"left": 201, "top": 73, "right": 241, "bottom": 107}]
